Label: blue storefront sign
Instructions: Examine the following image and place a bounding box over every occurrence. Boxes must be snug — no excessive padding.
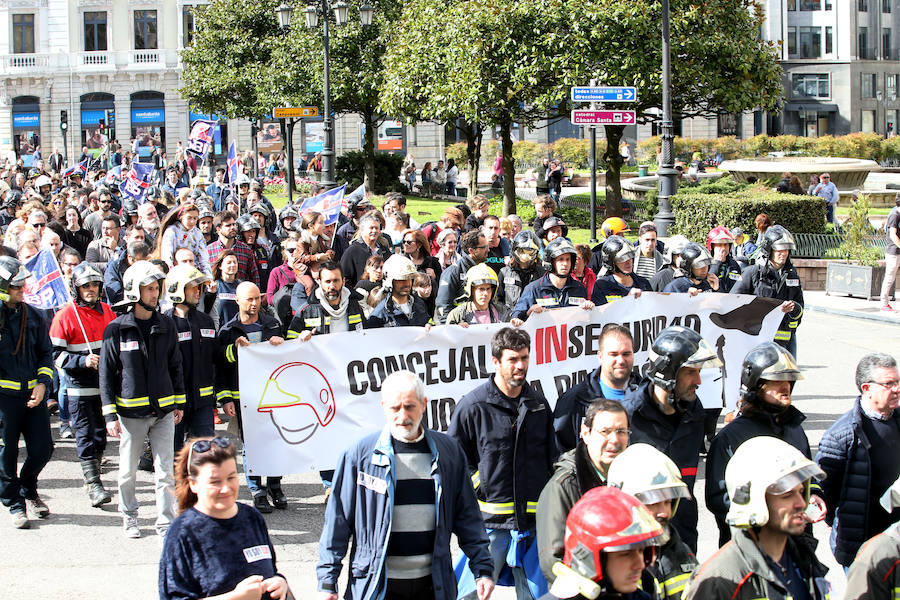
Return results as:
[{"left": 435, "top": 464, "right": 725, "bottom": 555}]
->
[
  {"left": 131, "top": 108, "right": 165, "bottom": 124},
  {"left": 12, "top": 112, "right": 39, "bottom": 129},
  {"left": 80, "top": 109, "right": 108, "bottom": 127}
]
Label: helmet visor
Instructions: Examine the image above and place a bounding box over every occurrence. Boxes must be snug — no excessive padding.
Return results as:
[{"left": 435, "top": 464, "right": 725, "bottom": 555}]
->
[
  {"left": 684, "top": 338, "right": 723, "bottom": 370},
  {"left": 635, "top": 485, "right": 691, "bottom": 505},
  {"left": 767, "top": 463, "right": 825, "bottom": 495},
  {"left": 515, "top": 248, "right": 537, "bottom": 264},
  {"left": 605, "top": 531, "right": 668, "bottom": 554},
  {"left": 759, "top": 351, "right": 804, "bottom": 382}
]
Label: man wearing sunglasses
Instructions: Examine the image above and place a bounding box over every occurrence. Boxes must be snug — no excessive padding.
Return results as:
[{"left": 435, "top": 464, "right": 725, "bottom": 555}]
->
[{"left": 816, "top": 352, "right": 900, "bottom": 570}]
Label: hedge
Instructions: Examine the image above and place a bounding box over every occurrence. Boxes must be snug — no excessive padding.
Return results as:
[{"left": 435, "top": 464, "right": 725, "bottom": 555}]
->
[
  {"left": 445, "top": 138, "right": 610, "bottom": 170},
  {"left": 635, "top": 132, "right": 893, "bottom": 164},
  {"left": 335, "top": 151, "right": 406, "bottom": 194},
  {"left": 672, "top": 191, "right": 827, "bottom": 242}
]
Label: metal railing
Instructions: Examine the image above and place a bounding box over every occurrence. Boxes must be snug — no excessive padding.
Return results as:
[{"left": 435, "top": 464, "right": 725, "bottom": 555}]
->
[
  {"left": 793, "top": 233, "right": 888, "bottom": 258},
  {"left": 559, "top": 195, "right": 650, "bottom": 222}
]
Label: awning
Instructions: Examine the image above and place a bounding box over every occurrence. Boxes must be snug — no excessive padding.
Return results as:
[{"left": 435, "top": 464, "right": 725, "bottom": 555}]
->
[{"left": 784, "top": 103, "right": 839, "bottom": 112}]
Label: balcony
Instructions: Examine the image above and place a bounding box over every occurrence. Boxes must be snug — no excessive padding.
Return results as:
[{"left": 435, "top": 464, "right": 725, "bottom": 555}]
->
[
  {"left": 79, "top": 51, "right": 112, "bottom": 68},
  {"left": 2, "top": 53, "right": 50, "bottom": 71},
  {"left": 129, "top": 50, "right": 161, "bottom": 66}
]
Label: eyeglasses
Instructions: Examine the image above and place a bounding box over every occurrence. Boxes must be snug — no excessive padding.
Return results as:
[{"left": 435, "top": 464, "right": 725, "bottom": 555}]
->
[
  {"left": 869, "top": 380, "right": 900, "bottom": 390},
  {"left": 591, "top": 427, "right": 631, "bottom": 437},
  {"left": 187, "top": 436, "right": 232, "bottom": 468},
  {"left": 403, "top": 239, "right": 416, "bottom": 245},
  {"left": 821, "top": 176, "right": 830, "bottom": 179},
  {"left": 32, "top": 223, "right": 46, "bottom": 228}
]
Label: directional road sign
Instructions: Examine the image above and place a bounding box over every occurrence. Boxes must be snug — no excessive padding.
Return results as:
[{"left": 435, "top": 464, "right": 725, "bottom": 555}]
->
[
  {"left": 571, "top": 86, "right": 637, "bottom": 102},
  {"left": 273, "top": 107, "right": 319, "bottom": 118},
  {"left": 571, "top": 110, "right": 636, "bottom": 125}
]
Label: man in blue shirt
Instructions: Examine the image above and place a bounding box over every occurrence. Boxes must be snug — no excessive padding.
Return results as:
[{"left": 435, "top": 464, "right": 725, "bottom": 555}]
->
[{"left": 812, "top": 172, "right": 839, "bottom": 225}]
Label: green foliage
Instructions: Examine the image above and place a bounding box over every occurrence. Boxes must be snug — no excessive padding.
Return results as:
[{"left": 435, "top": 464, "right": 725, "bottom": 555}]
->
[
  {"left": 672, "top": 191, "right": 827, "bottom": 242},
  {"left": 837, "top": 195, "right": 881, "bottom": 267},
  {"left": 335, "top": 151, "right": 405, "bottom": 193},
  {"left": 637, "top": 133, "right": 897, "bottom": 163},
  {"left": 445, "top": 143, "right": 469, "bottom": 166}
]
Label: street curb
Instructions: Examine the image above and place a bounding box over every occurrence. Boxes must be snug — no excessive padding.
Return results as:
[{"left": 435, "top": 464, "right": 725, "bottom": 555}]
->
[{"left": 806, "top": 303, "right": 900, "bottom": 326}]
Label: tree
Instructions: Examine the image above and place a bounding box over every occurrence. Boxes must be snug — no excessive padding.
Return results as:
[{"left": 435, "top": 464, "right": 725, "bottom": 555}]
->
[
  {"left": 562, "top": 0, "right": 783, "bottom": 215},
  {"left": 181, "top": 0, "right": 402, "bottom": 192},
  {"left": 381, "top": 0, "right": 573, "bottom": 215}
]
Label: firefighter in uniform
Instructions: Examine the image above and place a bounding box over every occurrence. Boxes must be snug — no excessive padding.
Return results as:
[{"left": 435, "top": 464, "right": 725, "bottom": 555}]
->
[
  {"left": 449, "top": 327, "right": 556, "bottom": 599},
  {"left": 496, "top": 231, "right": 546, "bottom": 314},
  {"left": 730, "top": 225, "right": 804, "bottom": 358},
  {"left": 590, "top": 236, "right": 653, "bottom": 306},
  {"left": 608, "top": 443, "right": 698, "bottom": 600},
  {"left": 510, "top": 238, "right": 592, "bottom": 323},
  {"left": 286, "top": 260, "right": 366, "bottom": 340},
  {"left": 99, "top": 260, "right": 185, "bottom": 539},
  {"left": 49, "top": 263, "right": 116, "bottom": 508},
  {"left": 684, "top": 437, "right": 830, "bottom": 600},
  {"left": 216, "top": 281, "right": 286, "bottom": 513},
  {"left": 539, "top": 486, "right": 666, "bottom": 600},
  {"left": 0, "top": 256, "right": 54, "bottom": 529},
  {"left": 706, "top": 226, "right": 743, "bottom": 293},
  {"left": 163, "top": 264, "right": 218, "bottom": 451},
  {"left": 663, "top": 243, "right": 719, "bottom": 295}
]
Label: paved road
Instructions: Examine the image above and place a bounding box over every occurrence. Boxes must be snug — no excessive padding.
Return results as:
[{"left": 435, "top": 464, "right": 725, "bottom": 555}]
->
[{"left": 3, "top": 311, "right": 898, "bottom": 599}]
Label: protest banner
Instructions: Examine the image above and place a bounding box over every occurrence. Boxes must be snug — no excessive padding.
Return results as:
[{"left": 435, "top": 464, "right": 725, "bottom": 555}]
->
[{"left": 239, "top": 293, "right": 783, "bottom": 475}]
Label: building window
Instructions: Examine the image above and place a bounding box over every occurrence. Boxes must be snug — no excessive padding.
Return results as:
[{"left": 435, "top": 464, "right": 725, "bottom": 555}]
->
[
  {"left": 860, "top": 27, "right": 870, "bottom": 59},
  {"left": 889, "top": 74, "right": 899, "bottom": 99},
  {"left": 885, "top": 0, "right": 892, "bottom": 12},
  {"left": 800, "top": 0, "right": 820, "bottom": 9},
  {"left": 134, "top": 10, "right": 158, "bottom": 50},
  {"left": 182, "top": 6, "right": 200, "bottom": 48},
  {"left": 860, "top": 0, "right": 869, "bottom": 10},
  {"left": 799, "top": 26, "right": 822, "bottom": 58},
  {"left": 788, "top": 0, "right": 797, "bottom": 10},
  {"left": 84, "top": 12, "right": 107, "bottom": 52},
  {"left": 826, "top": 26, "right": 833, "bottom": 54},
  {"left": 12, "top": 14, "right": 35, "bottom": 54},
  {"left": 792, "top": 73, "right": 830, "bottom": 98},
  {"left": 862, "top": 110, "right": 876, "bottom": 132},
  {"left": 788, "top": 27, "right": 797, "bottom": 57},
  {"left": 885, "top": 28, "right": 892, "bottom": 59},
  {"left": 888, "top": 109, "right": 897, "bottom": 135},
  {"left": 825, "top": 0, "right": 832, "bottom": 8},
  {"left": 862, "top": 73, "right": 878, "bottom": 97}
]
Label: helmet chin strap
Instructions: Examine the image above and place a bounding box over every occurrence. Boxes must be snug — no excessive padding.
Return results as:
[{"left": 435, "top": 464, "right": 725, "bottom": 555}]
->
[{"left": 137, "top": 299, "right": 157, "bottom": 312}]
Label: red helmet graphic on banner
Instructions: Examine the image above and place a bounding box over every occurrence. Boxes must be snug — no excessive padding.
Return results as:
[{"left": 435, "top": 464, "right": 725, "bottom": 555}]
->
[{"left": 257, "top": 362, "right": 336, "bottom": 444}]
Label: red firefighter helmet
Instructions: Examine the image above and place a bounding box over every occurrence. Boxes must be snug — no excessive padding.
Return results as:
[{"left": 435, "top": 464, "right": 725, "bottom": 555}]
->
[
  {"left": 562, "top": 486, "right": 666, "bottom": 583},
  {"left": 706, "top": 226, "right": 736, "bottom": 251}
]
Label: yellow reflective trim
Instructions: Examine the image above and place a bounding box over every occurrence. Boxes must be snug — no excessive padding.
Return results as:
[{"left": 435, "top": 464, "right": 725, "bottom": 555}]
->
[
  {"left": 225, "top": 344, "right": 236, "bottom": 363},
  {"left": 891, "top": 587, "right": 899, "bottom": 600},
  {"left": 116, "top": 395, "right": 150, "bottom": 408},
  {"left": 605, "top": 295, "right": 623, "bottom": 303},
  {"left": 102, "top": 404, "right": 117, "bottom": 416},
  {"left": 478, "top": 501, "right": 514, "bottom": 515},
  {"left": 662, "top": 572, "right": 691, "bottom": 596},
  {"left": 526, "top": 501, "right": 538, "bottom": 513},
  {"left": 27, "top": 379, "right": 37, "bottom": 389},
  {"left": 286, "top": 330, "right": 299, "bottom": 340},
  {"left": 157, "top": 394, "right": 177, "bottom": 407},
  {"left": 349, "top": 314, "right": 362, "bottom": 324},
  {"left": 470, "top": 471, "right": 480, "bottom": 490},
  {"left": 199, "top": 386, "right": 214, "bottom": 397},
  {"left": 774, "top": 330, "right": 791, "bottom": 341},
  {"left": 216, "top": 390, "right": 232, "bottom": 401},
  {"left": 0, "top": 379, "right": 21, "bottom": 390},
  {"left": 304, "top": 318, "right": 321, "bottom": 327},
  {"left": 172, "top": 394, "right": 187, "bottom": 405},
  {"left": 37, "top": 367, "right": 53, "bottom": 378}
]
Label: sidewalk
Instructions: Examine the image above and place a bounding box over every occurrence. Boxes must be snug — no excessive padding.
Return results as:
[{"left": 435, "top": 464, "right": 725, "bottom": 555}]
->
[{"left": 804, "top": 289, "right": 900, "bottom": 325}]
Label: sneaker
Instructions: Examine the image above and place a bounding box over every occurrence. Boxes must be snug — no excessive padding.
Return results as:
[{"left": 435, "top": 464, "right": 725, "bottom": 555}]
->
[
  {"left": 11, "top": 510, "right": 29, "bottom": 529},
  {"left": 25, "top": 495, "right": 49, "bottom": 519},
  {"left": 253, "top": 494, "right": 273, "bottom": 514},
  {"left": 269, "top": 487, "right": 288, "bottom": 510},
  {"left": 882, "top": 304, "right": 896, "bottom": 312},
  {"left": 123, "top": 517, "right": 140, "bottom": 538},
  {"left": 59, "top": 422, "right": 74, "bottom": 439}
]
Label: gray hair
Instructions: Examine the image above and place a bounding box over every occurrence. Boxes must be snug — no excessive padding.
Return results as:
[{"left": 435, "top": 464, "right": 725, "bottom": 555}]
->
[
  {"left": 856, "top": 353, "right": 898, "bottom": 391},
  {"left": 508, "top": 214, "right": 523, "bottom": 227},
  {"left": 359, "top": 214, "right": 380, "bottom": 229},
  {"left": 381, "top": 370, "right": 425, "bottom": 403}
]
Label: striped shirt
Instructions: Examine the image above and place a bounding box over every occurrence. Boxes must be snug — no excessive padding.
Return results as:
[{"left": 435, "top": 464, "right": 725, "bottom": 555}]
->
[
  {"left": 207, "top": 239, "right": 260, "bottom": 287},
  {"left": 386, "top": 435, "right": 436, "bottom": 580}
]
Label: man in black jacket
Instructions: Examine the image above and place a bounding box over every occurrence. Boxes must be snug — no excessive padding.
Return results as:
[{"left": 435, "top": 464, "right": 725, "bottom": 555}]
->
[
  {"left": 553, "top": 324, "right": 640, "bottom": 451},
  {"left": 817, "top": 352, "right": 900, "bottom": 568},
  {"left": 622, "top": 326, "right": 722, "bottom": 553},
  {"left": 706, "top": 342, "right": 822, "bottom": 547},
  {"left": 449, "top": 327, "right": 556, "bottom": 600},
  {"left": 100, "top": 260, "right": 184, "bottom": 539},
  {"left": 217, "top": 282, "right": 286, "bottom": 514},
  {"left": 287, "top": 261, "right": 366, "bottom": 340},
  {"left": 435, "top": 229, "right": 486, "bottom": 323},
  {"left": 163, "top": 265, "right": 218, "bottom": 452}
]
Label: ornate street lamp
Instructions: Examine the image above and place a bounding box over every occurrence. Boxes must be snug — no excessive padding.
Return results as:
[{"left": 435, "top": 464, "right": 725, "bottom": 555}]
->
[{"left": 654, "top": 0, "right": 677, "bottom": 236}]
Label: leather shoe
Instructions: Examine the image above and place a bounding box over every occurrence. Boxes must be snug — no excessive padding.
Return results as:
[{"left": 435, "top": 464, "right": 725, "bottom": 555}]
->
[
  {"left": 269, "top": 487, "right": 287, "bottom": 510},
  {"left": 253, "top": 494, "right": 273, "bottom": 514}
]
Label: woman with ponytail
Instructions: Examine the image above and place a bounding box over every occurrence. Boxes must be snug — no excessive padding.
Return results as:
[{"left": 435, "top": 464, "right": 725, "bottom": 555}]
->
[{"left": 159, "top": 437, "right": 292, "bottom": 600}]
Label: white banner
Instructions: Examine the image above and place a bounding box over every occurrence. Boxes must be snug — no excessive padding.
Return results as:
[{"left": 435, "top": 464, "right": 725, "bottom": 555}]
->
[{"left": 239, "top": 293, "right": 783, "bottom": 475}]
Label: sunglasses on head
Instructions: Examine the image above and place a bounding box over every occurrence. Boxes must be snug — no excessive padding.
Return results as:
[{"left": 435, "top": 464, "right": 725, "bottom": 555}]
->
[{"left": 187, "top": 436, "right": 232, "bottom": 468}]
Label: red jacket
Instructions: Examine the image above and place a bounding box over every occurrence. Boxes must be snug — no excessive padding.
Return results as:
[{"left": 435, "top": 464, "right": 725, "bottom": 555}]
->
[{"left": 573, "top": 267, "right": 597, "bottom": 299}]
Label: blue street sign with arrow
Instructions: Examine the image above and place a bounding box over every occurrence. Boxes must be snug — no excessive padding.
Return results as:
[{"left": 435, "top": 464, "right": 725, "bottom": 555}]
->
[{"left": 571, "top": 86, "right": 637, "bottom": 102}]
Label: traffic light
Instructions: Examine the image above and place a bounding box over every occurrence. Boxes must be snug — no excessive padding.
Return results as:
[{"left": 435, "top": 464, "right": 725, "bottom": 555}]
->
[
  {"left": 98, "top": 119, "right": 106, "bottom": 132},
  {"left": 60, "top": 110, "right": 68, "bottom": 132},
  {"left": 105, "top": 109, "right": 115, "bottom": 128}
]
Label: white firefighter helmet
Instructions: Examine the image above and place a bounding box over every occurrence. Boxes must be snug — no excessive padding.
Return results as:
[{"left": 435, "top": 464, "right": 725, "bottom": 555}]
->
[
  {"left": 382, "top": 254, "right": 417, "bottom": 291},
  {"left": 257, "top": 362, "right": 336, "bottom": 444},
  {"left": 464, "top": 263, "right": 499, "bottom": 300},
  {"left": 121, "top": 260, "right": 166, "bottom": 304},
  {"left": 34, "top": 174, "right": 52, "bottom": 190},
  {"left": 166, "top": 264, "right": 211, "bottom": 305},
  {"left": 725, "top": 436, "right": 825, "bottom": 528},
  {"left": 607, "top": 443, "right": 691, "bottom": 516}
]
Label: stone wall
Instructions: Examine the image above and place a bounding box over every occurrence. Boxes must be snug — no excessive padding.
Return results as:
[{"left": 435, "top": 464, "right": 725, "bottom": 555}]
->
[{"left": 792, "top": 258, "right": 829, "bottom": 291}]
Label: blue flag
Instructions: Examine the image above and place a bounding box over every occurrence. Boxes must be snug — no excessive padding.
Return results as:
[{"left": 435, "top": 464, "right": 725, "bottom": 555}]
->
[
  {"left": 299, "top": 185, "right": 347, "bottom": 225},
  {"left": 120, "top": 162, "right": 154, "bottom": 204},
  {"left": 227, "top": 141, "right": 240, "bottom": 183},
  {"left": 23, "top": 250, "right": 70, "bottom": 309},
  {"left": 187, "top": 119, "right": 217, "bottom": 158},
  {"left": 104, "top": 165, "right": 122, "bottom": 185},
  {"left": 62, "top": 160, "right": 88, "bottom": 180}
]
